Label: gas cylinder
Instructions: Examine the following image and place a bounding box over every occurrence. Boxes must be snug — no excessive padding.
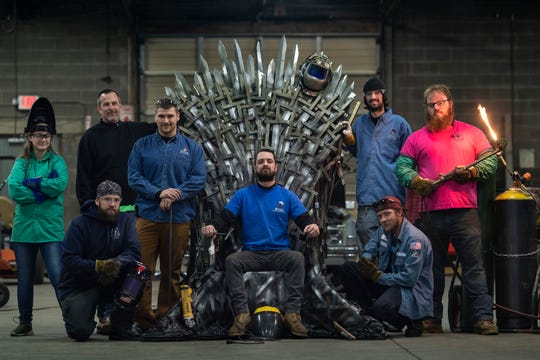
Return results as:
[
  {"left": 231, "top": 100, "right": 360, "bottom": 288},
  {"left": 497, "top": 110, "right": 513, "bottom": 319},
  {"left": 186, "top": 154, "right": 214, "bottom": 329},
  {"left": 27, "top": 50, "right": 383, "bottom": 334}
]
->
[{"left": 494, "top": 186, "right": 538, "bottom": 330}]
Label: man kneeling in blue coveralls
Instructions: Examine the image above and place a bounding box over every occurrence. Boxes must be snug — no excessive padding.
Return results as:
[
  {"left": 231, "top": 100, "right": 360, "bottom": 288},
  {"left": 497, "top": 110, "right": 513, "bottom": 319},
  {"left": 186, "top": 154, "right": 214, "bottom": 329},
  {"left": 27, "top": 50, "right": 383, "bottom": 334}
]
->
[{"left": 340, "top": 195, "right": 433, "bottom": 337}]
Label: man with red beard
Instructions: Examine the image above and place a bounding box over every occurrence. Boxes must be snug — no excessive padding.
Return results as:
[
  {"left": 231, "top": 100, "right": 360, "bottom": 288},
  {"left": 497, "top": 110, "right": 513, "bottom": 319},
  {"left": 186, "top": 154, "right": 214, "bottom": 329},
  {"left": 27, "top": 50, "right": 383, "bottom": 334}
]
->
[
  {"left": 341, "top": 78, "right": 412, "bottom": 252},
  {"left": 201, "top": 148, "right": 320, "bottom": 338},
  {"left": 395, "top": 84, "right": 499, "bottom": 335}
]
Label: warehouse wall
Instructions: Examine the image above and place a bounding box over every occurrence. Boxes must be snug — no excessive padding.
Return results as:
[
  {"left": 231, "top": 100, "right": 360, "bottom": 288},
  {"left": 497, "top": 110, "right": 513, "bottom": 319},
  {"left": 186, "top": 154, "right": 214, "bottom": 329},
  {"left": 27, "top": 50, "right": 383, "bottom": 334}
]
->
[{"left": 1, "top": 2, "right": 540, "bottom": 225}]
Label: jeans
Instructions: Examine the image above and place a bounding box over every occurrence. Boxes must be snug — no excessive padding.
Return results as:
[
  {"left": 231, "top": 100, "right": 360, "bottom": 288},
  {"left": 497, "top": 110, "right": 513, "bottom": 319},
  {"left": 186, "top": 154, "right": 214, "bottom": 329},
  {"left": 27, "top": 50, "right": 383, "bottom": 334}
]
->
[
  {"left": 13, "top": 241, "right": 63, "bottom": 323},
  {"left": 225, "top": 250, "right": 305, "bottom": 315},
  {"left": 416, "top": 208, "right": 493, "bottom": 322},
  {"left": 341, "top": 261, "right": 409, "bottom": 327},
  {"left": 356, "top": 206, "right": 379, "bottom": 251}
]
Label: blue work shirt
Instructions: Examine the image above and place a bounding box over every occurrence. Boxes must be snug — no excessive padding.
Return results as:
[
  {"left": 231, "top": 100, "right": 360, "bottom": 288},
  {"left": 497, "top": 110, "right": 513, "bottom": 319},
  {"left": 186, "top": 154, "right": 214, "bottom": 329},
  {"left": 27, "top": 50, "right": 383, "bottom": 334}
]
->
[
  {"left": 347, "top": 108, "right": 411, "bottom": 205},
  {"left": 128, "top": 132, "right": 206, "bottom": 223},
  {"left": 363, "top": 218, "right": 433, "bottom": 320}
]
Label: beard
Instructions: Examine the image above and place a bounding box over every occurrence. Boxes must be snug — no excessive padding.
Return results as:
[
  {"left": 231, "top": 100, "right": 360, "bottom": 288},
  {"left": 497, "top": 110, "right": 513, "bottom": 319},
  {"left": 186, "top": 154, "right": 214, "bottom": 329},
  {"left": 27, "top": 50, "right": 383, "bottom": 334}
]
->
[
  {"left": 98, "top": 207, "right": 119, "bottom": 223},
  {"left": 365, "top": 96, "right": 384, "bottom": 113},
  {"left": 256, "top": 168, "right": 276, "bottom": 182},
  {"left": 426, "top": 108, "right": 454, "bottom": 131}
]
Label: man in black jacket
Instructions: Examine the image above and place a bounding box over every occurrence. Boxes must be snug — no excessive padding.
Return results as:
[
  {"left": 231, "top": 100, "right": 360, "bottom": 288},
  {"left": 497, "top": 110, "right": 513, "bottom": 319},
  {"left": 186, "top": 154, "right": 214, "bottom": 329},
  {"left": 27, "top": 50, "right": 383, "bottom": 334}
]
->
[
  {"left": 76, "top": 89, "right": 155, "bottom": 210},
  {"left": 59, "top": 180, "right": 143, "bottom": 341}
]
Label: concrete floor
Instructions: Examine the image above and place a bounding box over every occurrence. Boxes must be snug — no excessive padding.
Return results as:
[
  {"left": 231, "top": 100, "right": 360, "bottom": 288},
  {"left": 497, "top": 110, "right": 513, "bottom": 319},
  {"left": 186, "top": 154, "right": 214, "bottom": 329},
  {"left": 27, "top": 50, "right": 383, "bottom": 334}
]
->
[{"left": 1, "top": 278, "right": 540, "bottom": 360}]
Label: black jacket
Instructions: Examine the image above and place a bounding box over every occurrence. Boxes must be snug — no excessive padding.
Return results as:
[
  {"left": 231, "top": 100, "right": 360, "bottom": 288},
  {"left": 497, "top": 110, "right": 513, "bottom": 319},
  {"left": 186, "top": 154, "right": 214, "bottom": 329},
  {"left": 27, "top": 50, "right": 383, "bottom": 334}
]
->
[
  {"left": 76, "top": 120, "right": 156, "bottom": 206},
  {"left": 58, "top": 200, "right": 141, "bottom": 299}
]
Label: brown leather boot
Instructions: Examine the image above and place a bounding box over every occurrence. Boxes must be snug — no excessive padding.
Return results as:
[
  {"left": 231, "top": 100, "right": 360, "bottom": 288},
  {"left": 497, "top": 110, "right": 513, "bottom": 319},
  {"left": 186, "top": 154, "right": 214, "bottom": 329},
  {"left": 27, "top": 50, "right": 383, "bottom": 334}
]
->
[
  {"left": 284, "top": 312, "right": 308, "bottom": 338},
  {"left": 228, "top": 313, "right": 251, "bottom": 337}
]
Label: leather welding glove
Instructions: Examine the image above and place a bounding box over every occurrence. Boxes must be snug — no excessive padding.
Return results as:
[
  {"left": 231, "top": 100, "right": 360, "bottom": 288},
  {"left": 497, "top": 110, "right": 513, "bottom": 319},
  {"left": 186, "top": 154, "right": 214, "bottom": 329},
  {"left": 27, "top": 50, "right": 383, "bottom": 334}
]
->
[
  {"left": 95, "top": 258, "right": 121, "bottom": 285},
  {"left": 410, "top": 176, "right": 435, "bottom": 196},
  {"left": 452, "top": 166, "right": 477, "bottom": 184},
  {"left": 357, "top": 257, "right": 382, "bottom": 283}
]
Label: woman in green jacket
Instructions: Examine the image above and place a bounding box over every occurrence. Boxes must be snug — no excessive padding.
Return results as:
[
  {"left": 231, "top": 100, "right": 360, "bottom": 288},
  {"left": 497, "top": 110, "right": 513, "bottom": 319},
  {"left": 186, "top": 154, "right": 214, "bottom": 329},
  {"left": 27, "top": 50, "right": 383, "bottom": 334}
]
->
[{"left": 7, "top": 98, "right": 68, "bottom": 337}]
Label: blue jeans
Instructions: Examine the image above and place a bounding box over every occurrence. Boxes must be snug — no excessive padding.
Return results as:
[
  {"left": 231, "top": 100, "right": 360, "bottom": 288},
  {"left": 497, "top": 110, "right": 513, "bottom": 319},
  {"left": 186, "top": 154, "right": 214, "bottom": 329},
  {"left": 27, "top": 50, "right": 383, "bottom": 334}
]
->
[
  {"left": 356, "top": 206, "right": 379, "bottom": 251},
  {"left": 13, "top": 241, "right": 63, "bottom": 323},
  {"left": 416, "top": 209, "right": 493, "bottom": 322}
]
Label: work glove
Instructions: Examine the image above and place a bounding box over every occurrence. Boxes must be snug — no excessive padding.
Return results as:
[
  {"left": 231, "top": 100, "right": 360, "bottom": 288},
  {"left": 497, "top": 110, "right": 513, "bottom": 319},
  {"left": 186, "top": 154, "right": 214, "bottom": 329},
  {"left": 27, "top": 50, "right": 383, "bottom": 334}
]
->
[
  {"left": 410, "top": 176, "right": 435, "bottom": 196},
  {"left": 95, "top": 258, "right": 121, "bottom": 285},
  {"left": 357, "top": 257, "right": 382, "bottom": 283},
  {"left": 22, "top": 177, "right": 42, "bottom": 191},
  {"left": 452, "top": 166, "right": 477, "bottom": 184},
  {"left": 48, "top": 169, "right": 59, "bottom": 179},
  {"left": 32, "top": 190, "right": 49, "bottom": 204}
]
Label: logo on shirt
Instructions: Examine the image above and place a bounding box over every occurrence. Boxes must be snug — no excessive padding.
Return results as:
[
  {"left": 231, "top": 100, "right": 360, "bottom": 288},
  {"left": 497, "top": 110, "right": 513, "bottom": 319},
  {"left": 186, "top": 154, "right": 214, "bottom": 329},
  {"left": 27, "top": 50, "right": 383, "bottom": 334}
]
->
[
  {"left": 180, "top": 146, "right": 190, "bottom": 155},
  {"left": 410, "top": 242, "right": 422, "bottom": 250},
  {"left": 111, "top": 227, "right": 120, "bottom": 240},
  {"left": 273, "top": 201, "right": 285, "bottom": 213}
]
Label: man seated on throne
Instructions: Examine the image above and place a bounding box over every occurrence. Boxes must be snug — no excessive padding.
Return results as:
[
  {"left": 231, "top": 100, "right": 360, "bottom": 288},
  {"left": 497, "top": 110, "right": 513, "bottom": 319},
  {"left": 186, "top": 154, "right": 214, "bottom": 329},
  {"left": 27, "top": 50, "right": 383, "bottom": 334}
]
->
[{"left": 201, "top": 147, "right": 320, "bottom": 338}]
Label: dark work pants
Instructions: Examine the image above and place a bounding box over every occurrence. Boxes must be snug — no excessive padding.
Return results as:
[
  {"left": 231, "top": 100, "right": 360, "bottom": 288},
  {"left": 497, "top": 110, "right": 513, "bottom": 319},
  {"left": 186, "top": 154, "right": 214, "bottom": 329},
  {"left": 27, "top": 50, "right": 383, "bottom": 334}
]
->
[
  {"left": 225, "top": 250, "right": 305, "bottom": 315},
  {"left": 61, "top": 285, "right": 135, "bottom": 341},
  {"left": 416, "top": 209, "right": 493, "bottom": 322},
  {"left": 341, "top": 261, "right": 409, "bottom": 328}
]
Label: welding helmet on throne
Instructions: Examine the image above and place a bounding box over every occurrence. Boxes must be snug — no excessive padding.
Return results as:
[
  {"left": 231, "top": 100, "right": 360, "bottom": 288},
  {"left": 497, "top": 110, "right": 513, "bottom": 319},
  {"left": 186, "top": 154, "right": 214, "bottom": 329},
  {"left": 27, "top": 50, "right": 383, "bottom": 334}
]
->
[
  {"left": 299, "top": 51, "right": 333, "bottom": 97},
  {"left": 24, "top": 97, "right": 56, "bottom": 135}
]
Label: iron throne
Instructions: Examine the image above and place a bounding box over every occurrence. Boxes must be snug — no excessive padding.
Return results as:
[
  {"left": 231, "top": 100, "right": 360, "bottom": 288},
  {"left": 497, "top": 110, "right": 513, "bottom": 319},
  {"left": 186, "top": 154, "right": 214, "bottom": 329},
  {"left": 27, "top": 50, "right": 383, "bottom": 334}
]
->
[{"left": 148, "top": 36, "right": 385, "bottom": 340}]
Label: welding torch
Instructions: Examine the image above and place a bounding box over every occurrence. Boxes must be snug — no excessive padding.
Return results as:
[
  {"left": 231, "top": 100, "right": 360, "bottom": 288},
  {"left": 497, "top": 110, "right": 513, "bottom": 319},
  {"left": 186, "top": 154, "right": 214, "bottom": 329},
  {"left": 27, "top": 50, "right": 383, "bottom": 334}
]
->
[{"left": 432, "top": 138, "right": 508, "bottom": 189}]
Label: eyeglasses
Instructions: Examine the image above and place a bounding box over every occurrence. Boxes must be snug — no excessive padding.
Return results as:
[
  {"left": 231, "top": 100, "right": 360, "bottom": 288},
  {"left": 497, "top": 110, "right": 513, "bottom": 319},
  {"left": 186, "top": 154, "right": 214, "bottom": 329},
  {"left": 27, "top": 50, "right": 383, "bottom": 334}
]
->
[
  {"left": 425, "top": 99, "right": 449, "bottom": 109},
  {"left": 99, "top": 196, "right": 121, "bottom": 203},
  {"left": 372, "top": 198, "right": 399, "bottom": 208},
  {"left": 364, "top": 90, "right": 385, "bottom": 97},
  {"left": 31, "top": 133, "right": 51, "bottom": 140}
]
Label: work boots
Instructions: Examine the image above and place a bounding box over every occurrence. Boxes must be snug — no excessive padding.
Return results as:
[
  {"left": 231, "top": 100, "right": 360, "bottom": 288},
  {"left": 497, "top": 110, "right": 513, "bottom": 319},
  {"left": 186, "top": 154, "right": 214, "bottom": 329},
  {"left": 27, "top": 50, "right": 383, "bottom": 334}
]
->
[
  {"left": 404, "top": 319, "right": 424, "bottom": 337},
  {"left": 228, "top": 313, "right": 251, "bottom": 337},
  {"left": 284, "top": 312, "right": 308, "bottom": 338},
  {"left": 473, "top": 319, "right": 499, "bottom": 335},
  {"left": 422, "top": 318, "right": 443, "bottom": 333}
]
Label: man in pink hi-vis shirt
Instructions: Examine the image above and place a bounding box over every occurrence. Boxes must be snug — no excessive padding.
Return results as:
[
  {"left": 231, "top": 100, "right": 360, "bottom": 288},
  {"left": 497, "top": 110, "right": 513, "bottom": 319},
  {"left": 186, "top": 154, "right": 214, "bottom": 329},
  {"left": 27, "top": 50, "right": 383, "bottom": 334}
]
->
[{"left": 395, "top": 84, "right": 499, "bottom": 336}]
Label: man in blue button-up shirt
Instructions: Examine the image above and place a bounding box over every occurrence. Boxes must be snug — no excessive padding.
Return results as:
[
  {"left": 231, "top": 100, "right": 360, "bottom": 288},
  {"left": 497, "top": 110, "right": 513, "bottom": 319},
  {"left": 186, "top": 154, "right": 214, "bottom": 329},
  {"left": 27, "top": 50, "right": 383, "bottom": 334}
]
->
[
  {"left": 128, "top": 98, "right": 206, "bottom": 330},
  {"left": 340, "top": 195, "right": 433, "bottom": 337},
  {"left": 341, "top": 78, "right": 412, "bottom": 252}
]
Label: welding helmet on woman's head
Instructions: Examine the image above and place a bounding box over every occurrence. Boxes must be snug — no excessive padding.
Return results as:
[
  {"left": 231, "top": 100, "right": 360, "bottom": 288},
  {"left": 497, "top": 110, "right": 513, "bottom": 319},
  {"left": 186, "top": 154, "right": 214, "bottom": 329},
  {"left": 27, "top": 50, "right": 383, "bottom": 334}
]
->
[
  {"left": 299, "top": 51, "right": 333, "bottom": 97},
  {"left": 25, "top": 97, "right": 56, "bottom": 135}
]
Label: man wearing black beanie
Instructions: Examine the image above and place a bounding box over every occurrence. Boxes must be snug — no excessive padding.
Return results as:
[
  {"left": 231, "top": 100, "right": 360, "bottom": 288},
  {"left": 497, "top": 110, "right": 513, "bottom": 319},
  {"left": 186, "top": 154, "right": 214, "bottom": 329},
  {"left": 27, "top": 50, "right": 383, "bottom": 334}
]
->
[{"left": 341, "top": 78, "right": 412, "bottom": 253}]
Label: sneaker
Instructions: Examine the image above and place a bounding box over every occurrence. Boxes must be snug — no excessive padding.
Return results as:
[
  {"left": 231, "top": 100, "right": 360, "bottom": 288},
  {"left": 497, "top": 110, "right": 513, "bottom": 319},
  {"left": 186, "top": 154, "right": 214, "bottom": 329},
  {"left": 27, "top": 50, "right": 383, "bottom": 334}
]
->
[
  {"left": 474, "top": 319, "right": 499, "bottom": 335},
  {"left": 284, "top": 312, "right": 308, "bottom": 338},
  {"left": 422, "top": 318, "right": 443, "bottom": 333},
  {"left": 405, "top": 319, "right": 423, "bottom": 337},
  {"left": 11, "top": 321, "right": 34, "bottom": 336},
  {"left": 96, "top": 317, "right": 111, "bottom": 335},
  {"left": 109, "top": 327, "right": 141, "bottom": 341},
  {"left": 228, "top": 313, "right": 251, "bottom": 337}
]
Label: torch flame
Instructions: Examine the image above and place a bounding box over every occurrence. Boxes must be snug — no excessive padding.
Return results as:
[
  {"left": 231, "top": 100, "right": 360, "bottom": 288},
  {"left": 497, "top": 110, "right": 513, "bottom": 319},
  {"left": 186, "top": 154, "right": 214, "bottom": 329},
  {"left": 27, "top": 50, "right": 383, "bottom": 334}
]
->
[{"left": 477, "top": 104, "right": 498, "bottom": 141}]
